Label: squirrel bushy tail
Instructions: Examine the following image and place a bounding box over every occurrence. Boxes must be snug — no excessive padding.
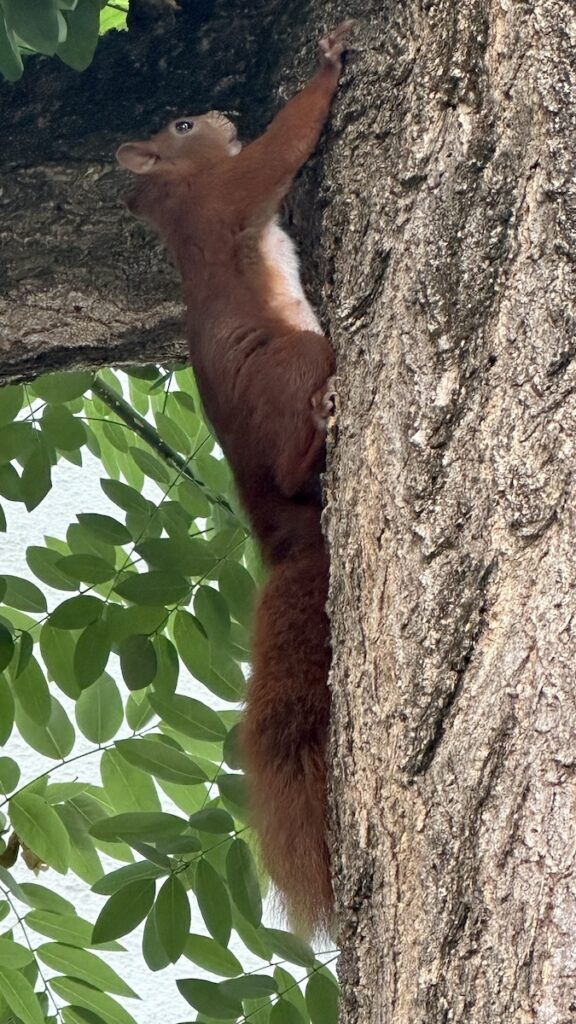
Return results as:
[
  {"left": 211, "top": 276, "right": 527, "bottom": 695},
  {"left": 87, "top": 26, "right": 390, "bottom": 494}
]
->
[{"left": 242, "top": 544, "right": 332, "bottom": 935}]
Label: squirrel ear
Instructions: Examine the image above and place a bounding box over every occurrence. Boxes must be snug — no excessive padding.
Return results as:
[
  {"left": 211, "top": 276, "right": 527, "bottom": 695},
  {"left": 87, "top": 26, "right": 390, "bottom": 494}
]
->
[{"left": 116, "top": 141, "right": 159, "bottom": 175}]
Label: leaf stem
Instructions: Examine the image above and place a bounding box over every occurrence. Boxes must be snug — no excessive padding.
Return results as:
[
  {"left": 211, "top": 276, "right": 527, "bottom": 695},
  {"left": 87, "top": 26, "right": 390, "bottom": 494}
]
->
[{"left": 91, "top": 376, "right": 234, "bottom": 514}]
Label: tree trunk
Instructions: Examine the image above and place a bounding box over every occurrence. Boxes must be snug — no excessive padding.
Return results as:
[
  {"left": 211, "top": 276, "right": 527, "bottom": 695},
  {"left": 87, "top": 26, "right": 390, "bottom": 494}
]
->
[
  {"left": 325, "top": 0, "right": 576, "bottom": 1021},
  {"left": 2, "top": 0, "right": 574, "bottom": 1019}
]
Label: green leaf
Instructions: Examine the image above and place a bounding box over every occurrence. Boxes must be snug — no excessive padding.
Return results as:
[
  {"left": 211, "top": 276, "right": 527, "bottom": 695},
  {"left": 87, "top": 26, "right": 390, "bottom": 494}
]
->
[
  {"left": 0, "top": 422, "right": 35, "bottom": 463},
  {"left": 39, "top": 625, "right": 80, "bottom": 699},
  {"left": 178, "top": 479, "right": 211, "bottom": 519},
  {"left": 226, "top": 839, "right": 262, "bottom": 928},
  {"left": 150, "top": 635, "right": 178, "bottom": 695},
  {"left": 270, "top": 999, "right": 305, "bottom": 1024},
  {"left": 13, "top": 630, "right": 33, "bottom": 677},
  {"left": 32, "top": 371, "right": 92, "bottom": 403},
  {"left": 0, "top": 965, "right": 44, "bottom": 1024},
  {"left": 124, "top": 691, "right": 154, "bottom": 731},
  {"left": 157, "top": 837, "right": 204, "bottom": 859},
  {"left": 263, "top": 929, "right": 315, "bottom": 968},
  {"left": 20, "top": 445, "right": 52, "bottom": 511},
  {"left": 154, "top": 411, "right": 190, "bottom": 453},
  {"left": 271, "top": 968, "right": 307, "bottom": 1022},
  {"left": 221, "top": 976, "right": 278, "bottom": 1000},
  {"left": 77, "top": 514, "right": 131, "bottom": 547},
  {"left": 184, "top": 934, "right": 242, "bottom": 978},
  {"left": 92, "top": 861, "right": 165, "bottom": 896},
  {"left": 177, "top": 979, "right": 242, "bottom": 1021},
  {"left": 153, "top": 779, "right": 206, "bottom": 817},
  {"left": 189, "top": 809, "right": 234, "bottom": 835},
  {"left": 141, "top": 904, "right": 169, "bottom": 973},
  {"left": 9, "top": 793, "right": 70, "bottom": 874},
  {"left": 76, "top": 673, "right": 123, "bottom": 743},
  {"left": 195, "top": 858, "right": 231, "bottom": 947},
  {"left": 73, "top": 622, "right": 110, "bottom": 689},
  {"left": 0, "top": 939, "right": 33, "bottom": 968},
  {"left": 38, "top": 943, "right": 137, "bottom": 998},
  {"left": 92, "top": 878, "right": 155, "bottom": 943},
  {"left": 0, "top": 462, "right": 22, "bottom": 501},
  {"left": 56, "top": 0, "right": 100, "bottom": 70},
  {"left": 57, "top": 554, "right": 116, "bottom": 585},
  {"left": 223, "top": 723, "right": 242, "bottom": 770},
  {"left": 219, "top": 562, "right": 256, "bottom": 628},
  {"left": 19, "top": 882, "right": 75, "bottom": 914},
  {"left": 136, "top": 537, "right": 217, "bottom": 577},
  {"left": 66, "top": 522, "right": 115, "bottom": 562},
  {"left": 0, "top": 757, "right": 20, "bottom": 795},
  {"left": 50, "top": 977, "right": 139, "bottom": 1024},
  {"left": 129, "top": 446, "right": 170, "bottom": 484},
  {"left": 0, "top": 674, "right": 14, "bottom": 744},
  {"left": 114, "top": 738, "right": 208, "bottom": 786},
  {"left": 0, "top": 623, "right": 13, "bottom": 672},
  {"left": 119, "top": 634, "right": 157, "bottom": 690},
  {"left": 26, "top": 547, "right": 78, "bottom": 593},
  {"left": 25, "top": 910, "right": 115, "bottom": 949},
  {"left": 90, "top": 811, "right": 188, "bottom": 844},
  {"left": 173, "top": 611, "right": 245, "bottom": 702},
  {"left": 194, "top": 586, "right": 230, "bottom": 642},
  {"left": 61, "top": 1006, "right": 107, "bottom": 1024},
  {"left": 0, "top": 865, "right": 29, "bottom": 905},
  {"left": 217, "top": 774, "right": 248, "bottom": 821},
  {"left": 148, "top": 692, "right": 226, "bottom": 743},
  {"left": 53, "top": 806, "right": 102, "bottom": 886},
  {"left": 114, "top": 571, "right": 189, "bottom": 607},
  {"left": 50, "top": 595, "right": 104, "bottom": 629},
  {"left": 306, "top": 970, "right": 339, "bottom": 1024},
  {"left": 198, "top": 454, "right": 233, "bottom": 498},
  {"left": 126, "top": 840, "right": 170, "bottom": 871},
  {"left": 243, "top": 997, "right": 272, "bottom": 1024},
  {"left": 15, "top": 694, "right": 75, "bottom": 759},
  {"left": 155, "top": 874, "right": 190, "bottom": 963},
  {"left": 46, "top": 782, "right": 90, "bottom": 805},
  {"left": 0, "top": 576, "right": 46, "bottom": 613},
  {"left": 41, "top": 405, "right": 86, "bottom": 450},
  {"left": 0, "top": 385, "right": 22, "bottom": 426},
  {"left": 100, "top": 478, "right": 148, "bottom": 514},
  {"left": 10, "top": 656, "right": 51, "bottom": 725},
  {"left": 100, "top": 749, "right": 160, "bottom": 814},
  {"left": 159, "top": 500, "right": 192, "bottom": 540},
  {"left": 105, "top": 604, "right": 166, "bottom": 646}
]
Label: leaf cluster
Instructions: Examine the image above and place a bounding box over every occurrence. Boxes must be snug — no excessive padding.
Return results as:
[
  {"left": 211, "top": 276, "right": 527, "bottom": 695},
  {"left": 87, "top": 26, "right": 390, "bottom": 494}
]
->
[
  {"left": 0, "top": 366, "right": 338, "bottom": 1023},
  {"left": 0, "top": 0, "right": 128, "bottom": 81}
]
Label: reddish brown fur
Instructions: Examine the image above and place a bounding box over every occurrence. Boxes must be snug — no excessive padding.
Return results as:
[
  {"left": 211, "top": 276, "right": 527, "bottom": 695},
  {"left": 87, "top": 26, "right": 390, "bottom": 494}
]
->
[
  {"left": 244, "top": 546, "right": 332, "bottom": 931},
  {"left": 117, "top": 21, "right": 352, "bottom": 933}
]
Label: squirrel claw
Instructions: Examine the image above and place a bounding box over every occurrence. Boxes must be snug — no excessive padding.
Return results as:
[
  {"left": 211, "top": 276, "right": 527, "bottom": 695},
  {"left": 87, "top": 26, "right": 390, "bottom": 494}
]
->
[{"left": 319, "top": 19, "right": 355, "bottom": 65}]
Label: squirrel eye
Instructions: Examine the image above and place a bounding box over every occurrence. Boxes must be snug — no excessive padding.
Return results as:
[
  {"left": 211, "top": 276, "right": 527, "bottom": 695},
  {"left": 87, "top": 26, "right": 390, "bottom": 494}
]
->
[{"left": 174, "top": 119, "right": 194, "bottom": 134}]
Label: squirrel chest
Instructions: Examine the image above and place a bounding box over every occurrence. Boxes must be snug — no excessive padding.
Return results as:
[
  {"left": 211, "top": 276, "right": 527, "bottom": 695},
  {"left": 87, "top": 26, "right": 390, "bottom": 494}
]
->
[{"left": 259, "top": 219, "right": 321, "bottom": 333}]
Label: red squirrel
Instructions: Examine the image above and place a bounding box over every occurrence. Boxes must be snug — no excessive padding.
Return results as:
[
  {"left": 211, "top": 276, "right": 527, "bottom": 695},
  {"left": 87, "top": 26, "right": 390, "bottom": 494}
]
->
[{"left": 117, "top": 20, "right": 352, "bottom": 934}]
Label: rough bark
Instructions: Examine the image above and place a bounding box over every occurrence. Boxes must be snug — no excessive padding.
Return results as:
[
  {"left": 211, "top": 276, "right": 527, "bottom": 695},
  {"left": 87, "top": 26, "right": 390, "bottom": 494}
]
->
[{"left": 324, "top": 1, "right": 576, "bottom": 1021}]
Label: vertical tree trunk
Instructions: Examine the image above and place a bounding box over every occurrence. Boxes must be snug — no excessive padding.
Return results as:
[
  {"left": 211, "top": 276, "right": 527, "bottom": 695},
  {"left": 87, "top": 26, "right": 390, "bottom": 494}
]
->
[{"left": 325, "top": 0, "right": 576, "bottom": 1019}]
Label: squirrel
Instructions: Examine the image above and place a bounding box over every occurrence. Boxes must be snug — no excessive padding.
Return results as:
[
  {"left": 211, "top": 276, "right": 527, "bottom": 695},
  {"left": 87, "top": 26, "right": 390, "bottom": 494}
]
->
[{"left": 116, "top": 19, "right": 353, "bottom": 935}]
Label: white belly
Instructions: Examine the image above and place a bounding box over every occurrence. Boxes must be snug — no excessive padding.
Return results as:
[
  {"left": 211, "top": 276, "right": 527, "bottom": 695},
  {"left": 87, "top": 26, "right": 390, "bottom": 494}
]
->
[{"left": 260, "top": 219, "right": 322, "bottom": 333}]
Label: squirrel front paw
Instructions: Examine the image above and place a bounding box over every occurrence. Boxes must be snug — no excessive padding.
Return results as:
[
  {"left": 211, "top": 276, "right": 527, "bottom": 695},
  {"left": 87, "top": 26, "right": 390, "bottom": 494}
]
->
[
  {"left": 311, "top": 375, "right": 337, "bottom": 431},
  {"left": 319, "top": 19, "right": 355, "bottom": 66}
]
